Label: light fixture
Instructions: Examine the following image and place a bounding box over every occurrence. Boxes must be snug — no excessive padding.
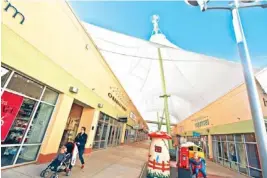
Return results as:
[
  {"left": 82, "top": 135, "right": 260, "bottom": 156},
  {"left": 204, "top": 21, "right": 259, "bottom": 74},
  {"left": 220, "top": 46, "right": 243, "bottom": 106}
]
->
[
  {"left": 98, "top": 103, "right": 103, "bottom": 108},
  {"left": 69, "top": 86, "right": 79, "bottom": 94}
]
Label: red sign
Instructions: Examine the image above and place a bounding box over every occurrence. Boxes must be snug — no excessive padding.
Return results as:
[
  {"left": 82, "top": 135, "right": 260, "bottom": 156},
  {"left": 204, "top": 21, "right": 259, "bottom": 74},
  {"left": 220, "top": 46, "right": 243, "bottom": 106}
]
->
[
  {"left": 1, "top": 91, "right": 24, "bottom": 141},
  {"left": 155, "top": 145, "right": 162, "bottom": 153}
]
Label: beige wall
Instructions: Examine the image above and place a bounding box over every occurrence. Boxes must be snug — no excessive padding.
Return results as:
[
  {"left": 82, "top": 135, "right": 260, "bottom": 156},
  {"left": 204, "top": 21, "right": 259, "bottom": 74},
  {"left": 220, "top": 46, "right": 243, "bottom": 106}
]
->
[
  {"left": 175, "top": 82, "right": 267, "bottom": 135},
  {"left": 77, "top": 107, "right": 96, "bottom": 149}
]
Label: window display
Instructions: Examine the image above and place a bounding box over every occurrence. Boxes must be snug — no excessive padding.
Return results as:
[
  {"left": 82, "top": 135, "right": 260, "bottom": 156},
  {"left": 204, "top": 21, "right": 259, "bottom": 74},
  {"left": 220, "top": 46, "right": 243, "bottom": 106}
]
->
[
  {"left": 212, "top": 134, "right": 261, "bottom": 177},
  {"left": 1, "top": 91, "right": 24, "bottom": 141},
  {"left": 25, "top": 103, "right": 54, "bottom": 144},
  {"left": 1, "top": 67, "right": 58, "bottom": 168},
  {"left": 3, "top": 98, "right": 37, "bottom": 144},
  {"left": 16, "top": 145, "right": 40, "bottom": 164},
  {"left": 1, "top": 146, "right": 20, "bottom": 167}
]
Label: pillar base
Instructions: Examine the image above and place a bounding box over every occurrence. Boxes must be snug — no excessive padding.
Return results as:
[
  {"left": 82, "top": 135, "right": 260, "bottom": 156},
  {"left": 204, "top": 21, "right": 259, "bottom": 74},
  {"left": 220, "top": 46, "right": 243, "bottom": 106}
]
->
[
  {"left": 37, "top": 153, "right": 57, "bottom": 164},
  {"left": 84, "top": 148, "right": 92, "bottom": 155}
]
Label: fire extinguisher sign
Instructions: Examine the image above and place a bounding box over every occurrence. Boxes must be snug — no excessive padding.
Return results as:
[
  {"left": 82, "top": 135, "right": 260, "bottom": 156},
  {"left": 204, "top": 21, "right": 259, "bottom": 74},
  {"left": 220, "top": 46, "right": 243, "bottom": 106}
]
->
[{"left": 1, "top": 91, "right": 24, "bottom": 141}]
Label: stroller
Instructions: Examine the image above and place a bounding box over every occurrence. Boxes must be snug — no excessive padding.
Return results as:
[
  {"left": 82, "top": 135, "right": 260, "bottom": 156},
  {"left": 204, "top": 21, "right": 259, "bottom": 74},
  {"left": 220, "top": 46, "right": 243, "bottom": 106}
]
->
[{"left": 40, "top": 142, "right": 79, "bottom": 178}]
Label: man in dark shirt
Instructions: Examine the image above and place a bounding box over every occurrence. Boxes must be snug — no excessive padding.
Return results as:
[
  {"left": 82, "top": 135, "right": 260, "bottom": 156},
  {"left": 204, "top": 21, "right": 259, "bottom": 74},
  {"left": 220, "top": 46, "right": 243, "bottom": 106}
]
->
[{"left": 74, "top": 126, "right": 88, "bottom": 169}]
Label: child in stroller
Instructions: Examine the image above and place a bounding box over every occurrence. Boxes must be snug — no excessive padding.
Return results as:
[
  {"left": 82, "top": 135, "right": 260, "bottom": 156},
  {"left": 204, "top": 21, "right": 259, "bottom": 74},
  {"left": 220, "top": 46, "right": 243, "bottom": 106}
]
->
[{"left": 40, "top": 142, "right": 78, "bottom": 178}]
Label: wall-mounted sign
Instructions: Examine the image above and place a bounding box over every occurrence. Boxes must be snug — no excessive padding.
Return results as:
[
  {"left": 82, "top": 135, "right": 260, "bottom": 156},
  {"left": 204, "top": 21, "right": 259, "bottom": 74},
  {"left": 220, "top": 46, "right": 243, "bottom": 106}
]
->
[
  {"left": 133, "top": 125, "right": 140, "bottom": 130},
  {"left": 193, "top": 131, "right": 200, "bottom": 138},
  {"left": 118, "top": 117, "right": 127, "bottom": 123},
  {"left": 194, "top": 116, "right": 209, "bottom": 128},
  {"left": 108, "top": 93, "right": 127, "bottom": 111},
  {"left": 4, "top": 2, "right": 25, "bottom": 25},
  {"left": 129, "top": 111, "right": 136, "bottom": 121}
]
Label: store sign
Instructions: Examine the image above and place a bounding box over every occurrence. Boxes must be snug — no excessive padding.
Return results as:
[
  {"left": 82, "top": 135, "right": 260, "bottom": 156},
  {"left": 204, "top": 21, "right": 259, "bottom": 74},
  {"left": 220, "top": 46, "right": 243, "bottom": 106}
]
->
[
  {"left": 193, "top": 131, "right": 200, "bottom": 138},
  {"left": 1, "top": 91, "right": 24, "bottom": 141},
  {"left": 4, "top": 2, "right": 25, "bottom": 25},
  {"left": 118, "top": 117, "right": 128, "bottom": 123},
  {"left": 194, "top": 117, "right": 209, "bottom": 128},
  {"left": 133, "top": 125, "right": 140, "bottom": 130},
  {"left": 129, "top": 112, "right": 136, "bottom": 121},
  {"left": 108, "top": 93, "right": 127, "bottom": 111}
]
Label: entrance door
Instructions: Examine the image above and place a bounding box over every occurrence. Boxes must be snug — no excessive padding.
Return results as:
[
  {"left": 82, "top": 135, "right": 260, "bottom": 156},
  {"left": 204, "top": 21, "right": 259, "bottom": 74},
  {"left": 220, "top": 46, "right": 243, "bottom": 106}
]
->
[
  {"left": 111, "top": 127, "right": 118, "bottom": 146},
  {"left": 116, "top": 127, "right": 121, "bottom": 145},
  {"left": 108, "top": 126, "right": 114, "bottom": 146},
  {"left": 59, "top": 103, "right": 83, "bottom": 147}
]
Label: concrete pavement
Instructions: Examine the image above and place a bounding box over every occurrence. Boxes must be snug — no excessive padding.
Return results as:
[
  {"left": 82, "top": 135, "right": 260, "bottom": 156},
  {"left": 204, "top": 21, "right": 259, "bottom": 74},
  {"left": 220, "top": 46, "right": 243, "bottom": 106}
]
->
[
  {"left": 1, "top": 140, "right": 247, "bottom": 178},
  {"left": 2, "top": 141, "right": 150, "bottom": 178}
]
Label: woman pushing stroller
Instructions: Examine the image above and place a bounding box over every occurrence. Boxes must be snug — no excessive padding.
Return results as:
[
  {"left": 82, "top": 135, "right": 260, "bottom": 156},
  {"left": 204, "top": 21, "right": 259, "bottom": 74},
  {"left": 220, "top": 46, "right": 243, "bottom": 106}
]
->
[
  {"left": 40, "top": 126, "right": 87, "bottom": 177},
  {"left": 66, "top": 127, "right": 88, "bottom": 176},
  {"left": 40, "top": 142, "right": 78, "bottom": 178}
]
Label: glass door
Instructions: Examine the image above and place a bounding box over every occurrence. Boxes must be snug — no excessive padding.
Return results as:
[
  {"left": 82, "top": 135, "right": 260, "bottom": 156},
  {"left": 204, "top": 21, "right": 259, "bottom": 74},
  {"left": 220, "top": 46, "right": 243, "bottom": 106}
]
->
[
  {"left": 112, "top": 127, "right": 118, "bottom": 146},
  {"left": 108, "top": 125, "right": 114, "bottom": 146}
]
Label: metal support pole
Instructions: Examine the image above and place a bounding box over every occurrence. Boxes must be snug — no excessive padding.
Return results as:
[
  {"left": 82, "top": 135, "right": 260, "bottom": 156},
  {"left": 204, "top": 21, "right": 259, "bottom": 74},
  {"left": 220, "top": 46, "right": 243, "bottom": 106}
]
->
[
  {"left": 159, "top": 110, "right": 165, "bottom": 131},
  {"left": 232, "top": 1, "right": 267, "bottom": 177},
  {"left": 157, "top": 48, "right": 173, "bottom": 149}
]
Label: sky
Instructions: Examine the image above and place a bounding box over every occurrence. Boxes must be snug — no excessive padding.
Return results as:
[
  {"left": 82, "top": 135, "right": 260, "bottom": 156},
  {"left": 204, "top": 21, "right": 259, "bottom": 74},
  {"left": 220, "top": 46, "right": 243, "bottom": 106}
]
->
[{"left": 70, "top": 1, "right": 267, "bottom": 68}]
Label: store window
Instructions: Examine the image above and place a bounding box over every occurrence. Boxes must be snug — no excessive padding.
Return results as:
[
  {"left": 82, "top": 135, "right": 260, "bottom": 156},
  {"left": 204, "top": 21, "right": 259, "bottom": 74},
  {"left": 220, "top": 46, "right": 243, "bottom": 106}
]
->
[
  {"left": 93, "top": 113, "right": 122, "bottom": 150},
  {"left": 236, "top": 142, "right": 248, "bottom": 174},
  {"left": 25, "top": 103, "right": 55, "bottom": 144},
  {"left": 1, "top": 67, "right": 58, "bottom": 168},
  {"left": 1, "top": 66, "right": 12, "bottom": 88},
  {"left": 7, "top": 73, "right": 44, "bottom": 99},
  {"left": 211, "top": 134, "right": 262, "bottom": 177},
  {"left": 228, "top": 142, "right": 238, "bottom": 171},
  {"left": 41, "top": 88, "right": 58, "bottom": 105},
  {"left": 2, "top": 97, "right": 37, "bottom": 144}
]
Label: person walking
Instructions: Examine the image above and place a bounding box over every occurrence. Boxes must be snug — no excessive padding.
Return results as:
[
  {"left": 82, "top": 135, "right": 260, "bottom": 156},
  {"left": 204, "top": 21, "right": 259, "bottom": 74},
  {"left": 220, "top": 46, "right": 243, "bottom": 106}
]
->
[{"left": 74, "top": 127, "right": 88, "bottom": 169}]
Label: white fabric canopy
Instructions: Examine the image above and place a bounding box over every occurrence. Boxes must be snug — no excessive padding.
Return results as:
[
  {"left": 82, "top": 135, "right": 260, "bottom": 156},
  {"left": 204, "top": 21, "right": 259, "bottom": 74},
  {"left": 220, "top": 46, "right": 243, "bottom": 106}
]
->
[{"left": 82, "top": 21, "right": 262, "bottom": 131}]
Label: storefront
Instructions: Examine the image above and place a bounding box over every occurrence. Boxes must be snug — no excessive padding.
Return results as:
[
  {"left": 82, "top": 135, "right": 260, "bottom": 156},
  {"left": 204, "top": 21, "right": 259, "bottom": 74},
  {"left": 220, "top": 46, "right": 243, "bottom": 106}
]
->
[
  {"left": 124, "top": 125, "right": 133, "bottom": 143},
  {"left": 1, "top": 66, "right": 58, "bottom": 167},
  {"left": 212, "top": 133, "right": 261, "bottom": 177},
  {"left": 93, "top": 112, "right": 123, "bottom": 150},
  {"left": 136, "top": 130, "right": 148, "bottom": 141},
  {"left": 2, "top": 0, "right": 148, "bottom": 169},
  {"left": 173, "top": 80, "right": 267, "bottom": 178}
]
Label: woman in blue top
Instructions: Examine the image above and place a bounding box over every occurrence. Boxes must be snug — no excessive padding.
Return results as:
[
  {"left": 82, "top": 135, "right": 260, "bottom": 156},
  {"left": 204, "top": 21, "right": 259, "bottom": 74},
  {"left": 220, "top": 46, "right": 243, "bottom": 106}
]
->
[{"left": 74, "top": 127, "right": 88, "bottom": 169}]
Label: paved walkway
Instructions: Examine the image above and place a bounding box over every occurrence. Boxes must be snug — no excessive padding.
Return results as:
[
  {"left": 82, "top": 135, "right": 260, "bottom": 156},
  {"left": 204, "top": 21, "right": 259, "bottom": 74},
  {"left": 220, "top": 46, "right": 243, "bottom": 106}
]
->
[
  {"left": 2, "top": 140, "right": 247, "bottom": 178},
  {"left": 2, "top": 141, "right": 150, "bottom": 178},
  {"left": 205, "top": 161, "right": 247, "bottom": 178}
]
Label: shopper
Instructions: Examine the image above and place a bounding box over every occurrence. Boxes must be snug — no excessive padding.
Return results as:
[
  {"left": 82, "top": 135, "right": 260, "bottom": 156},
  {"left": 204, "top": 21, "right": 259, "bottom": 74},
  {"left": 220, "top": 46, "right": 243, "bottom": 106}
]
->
[{"left": 74, "top": 127, "right": 88, "bottom": 169}]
